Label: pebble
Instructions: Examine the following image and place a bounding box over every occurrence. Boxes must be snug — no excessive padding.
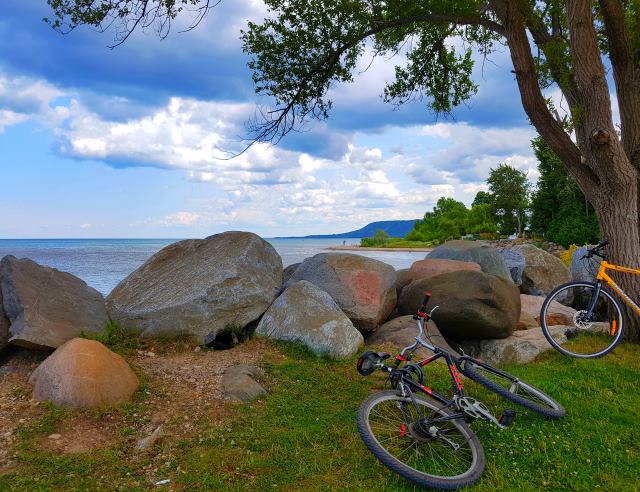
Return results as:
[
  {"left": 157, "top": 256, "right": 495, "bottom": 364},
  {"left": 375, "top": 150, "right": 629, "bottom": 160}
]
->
[
  {"left": 47, "top": 434, "right": 62, "bottom": 440},
  {"left": 194, "top": 346, "right": 201, "bottom": 352}
]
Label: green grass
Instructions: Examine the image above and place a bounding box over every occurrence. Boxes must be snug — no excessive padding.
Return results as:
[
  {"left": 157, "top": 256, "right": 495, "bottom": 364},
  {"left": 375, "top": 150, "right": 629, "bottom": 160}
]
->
[
  {"left": 1, "top": 342, "right": 639, "bottom": 491},
  {"left": 360, "top": 239, "right": 436, "bottom": 249}
]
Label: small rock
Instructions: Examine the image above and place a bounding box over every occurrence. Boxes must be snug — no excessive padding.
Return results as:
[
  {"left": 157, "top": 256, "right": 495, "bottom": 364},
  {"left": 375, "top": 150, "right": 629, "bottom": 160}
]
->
[
  {"left": 48, "top": 434, "right": 62, "bottom": 440},
  {"left": 194, "top": 346, "right": 201, "bottom": 352},
  {"left": 223, "top": 365, "right": 266, "bottom": 403},
  {"left": 136, "top": 425, "right": 165, "bottom": 451}
]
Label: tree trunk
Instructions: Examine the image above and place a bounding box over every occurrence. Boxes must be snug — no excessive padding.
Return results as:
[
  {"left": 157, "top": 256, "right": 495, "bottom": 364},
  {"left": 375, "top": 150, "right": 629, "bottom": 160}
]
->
[{"left": 593, "top": 166, "right": 640, "bottom": 341}]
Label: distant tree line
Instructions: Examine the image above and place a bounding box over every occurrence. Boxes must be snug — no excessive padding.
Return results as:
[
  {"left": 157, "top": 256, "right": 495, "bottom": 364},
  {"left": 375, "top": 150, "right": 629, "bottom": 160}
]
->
[{"left": 406, "top": 138, "right": 600, "bottom": 248}]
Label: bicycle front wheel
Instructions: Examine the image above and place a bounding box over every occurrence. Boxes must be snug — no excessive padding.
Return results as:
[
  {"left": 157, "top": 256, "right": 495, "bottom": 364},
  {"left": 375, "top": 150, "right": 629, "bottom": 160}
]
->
[
  {"left": 540, "top": 282, "right": 625, "bottom": 358},
  {"left": 460, "top": 360, "right": 566, "bottom": 419},
  {"left": 357, "top": 390, "right": 485, "bottom": 490}
]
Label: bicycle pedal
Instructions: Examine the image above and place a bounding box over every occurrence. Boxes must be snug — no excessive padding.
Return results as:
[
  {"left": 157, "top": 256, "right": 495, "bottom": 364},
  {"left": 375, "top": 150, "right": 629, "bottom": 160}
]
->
[{"left": 498, "top": 408, "right": 516, "bottom": 427}]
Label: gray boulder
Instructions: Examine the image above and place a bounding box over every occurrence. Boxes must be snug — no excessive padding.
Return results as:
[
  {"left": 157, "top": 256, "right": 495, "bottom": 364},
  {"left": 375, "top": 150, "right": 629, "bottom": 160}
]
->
[
  {"left": 367, "top": 315, "right": 456, "bottom": 354},
  {"left": 222, "top": 365, "right": 266, "bottom": 403},
  {"left": 570, "top": 246, "right": 601, "bottom": 282},
  {"left": 428, "top": 240, "right": 511, "bottom": 281},
  {"left": 460, "top": 326, "right": 569, "bottom": 365},
  {"left": 0, "top": 256, "right": 109, "bottom": 349},
  {"left": 500, "top": 249, "right": 526, "bottom": 286},
  {"left": 513, "top": 244, "right": 570, "bottom": 296},
  {"left": 398, "top": 270, "right": 520, "bottom": 339},
  {"left": 288, "top": 253, "right": 396, "bottom": 332},
  {"left": 0, "top": 288, "right": 9, "bottom": 351},
  {"left": 256, "top": 281, "right": 363, "bottom": 359},
  {"left": 107, "top": 231, "right": 282, "bottom": 344}
]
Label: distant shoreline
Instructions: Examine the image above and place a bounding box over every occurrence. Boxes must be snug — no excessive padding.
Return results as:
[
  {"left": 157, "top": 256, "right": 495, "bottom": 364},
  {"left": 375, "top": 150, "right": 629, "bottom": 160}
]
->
[{"left": 327, "top": 246, "right": 433, "bottom": 253}]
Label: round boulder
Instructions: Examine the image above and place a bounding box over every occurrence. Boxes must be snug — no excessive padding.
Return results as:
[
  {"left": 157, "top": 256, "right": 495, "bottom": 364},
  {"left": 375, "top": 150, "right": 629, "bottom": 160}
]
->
[
  {"left": 0, "top": 256, "right": 109, "bottom": 349},
  {"left": 29, "top": 338, "right": 139, "bottom": 408},
  {"left": 427, "top": 240, "right": 511, "bottom": 281},
  {"left": 288, "top": 253, "right": 396, "bottom": 332},
  {"left": 398, "top": 270, "right": 520, "bottom": 339},
  {"left": 513, "top": 244, "right": 570, "bottom": 296},
  {"left": 256, "top": 281, "right": 363, "bottom": 359},
  {"left": 107, "top": 232, "right": 283, "bottom": 344}
]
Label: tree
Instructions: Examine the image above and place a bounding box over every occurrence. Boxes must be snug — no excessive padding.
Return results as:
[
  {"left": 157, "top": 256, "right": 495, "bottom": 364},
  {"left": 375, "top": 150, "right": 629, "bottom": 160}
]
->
[
  {"left": 530, "top": 137, "right": 600, "bottom": 247},
  {"left": 466, "top": 203, "right": 499, "bottom": 235},
  {"left": 471, "top": 191, "right": 493, "bottom": 208},
  {"left": 486, "top": 164, "right": 530, "bottom": 236},
  {"left": 407, "top": 197, "right": 469, "bottom": 243},
  {"left": 44, "top": 1, "right": 640, "bottom": 339}
]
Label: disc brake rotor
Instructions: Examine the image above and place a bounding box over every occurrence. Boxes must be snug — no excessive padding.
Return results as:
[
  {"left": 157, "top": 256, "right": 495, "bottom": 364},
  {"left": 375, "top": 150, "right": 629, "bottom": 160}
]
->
[{"left": 573, "top": 310, "right": 593, "bottom": 330}]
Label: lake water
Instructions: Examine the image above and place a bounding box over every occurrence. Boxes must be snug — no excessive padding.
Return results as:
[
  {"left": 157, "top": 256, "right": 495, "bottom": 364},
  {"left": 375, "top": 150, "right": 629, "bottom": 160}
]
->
[{"left": 0, "top": 238, "right": 427, "bottom": 295}]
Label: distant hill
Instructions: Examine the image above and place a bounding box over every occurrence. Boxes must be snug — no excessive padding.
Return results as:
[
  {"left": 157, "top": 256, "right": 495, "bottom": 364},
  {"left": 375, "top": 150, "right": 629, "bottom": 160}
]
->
[{"left": 277, "top": 220, "right": 419, "bottom": 239}]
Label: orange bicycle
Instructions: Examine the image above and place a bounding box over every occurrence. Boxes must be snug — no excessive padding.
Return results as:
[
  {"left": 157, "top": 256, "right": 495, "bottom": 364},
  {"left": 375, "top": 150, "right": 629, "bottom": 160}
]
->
[{"left": 540, "top": 240, "right": 638, "bottom": 358}]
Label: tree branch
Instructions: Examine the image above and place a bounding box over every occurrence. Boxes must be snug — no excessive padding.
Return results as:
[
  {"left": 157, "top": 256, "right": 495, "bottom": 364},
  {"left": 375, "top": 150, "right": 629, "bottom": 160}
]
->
[
  {"left": 488, "top": 0, "right": 597, "bottom": 194},
  {"left": 242, "top": 12, "right": 505, "bottom": 154},
  {"left": 598, "top": 0, "right": 640, "bottom": 170}
]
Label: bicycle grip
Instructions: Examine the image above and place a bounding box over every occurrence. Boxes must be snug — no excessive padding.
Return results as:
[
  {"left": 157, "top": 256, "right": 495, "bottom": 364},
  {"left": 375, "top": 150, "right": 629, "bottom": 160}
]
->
[{"left": 418, "top": 292, "right": 432, "bottom": 314}]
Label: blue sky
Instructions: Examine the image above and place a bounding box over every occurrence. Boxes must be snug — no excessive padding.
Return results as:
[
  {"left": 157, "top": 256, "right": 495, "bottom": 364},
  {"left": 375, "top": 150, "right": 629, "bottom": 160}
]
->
[{"left": 0, "top": 1, "right": 545, "bottom": 238}]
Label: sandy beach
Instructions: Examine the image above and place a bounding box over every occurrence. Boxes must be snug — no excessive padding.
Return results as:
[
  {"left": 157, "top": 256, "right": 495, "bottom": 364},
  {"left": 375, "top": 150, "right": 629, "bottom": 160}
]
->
[{"left": 327, "top": 245, "right": 433, "bottom": 253}]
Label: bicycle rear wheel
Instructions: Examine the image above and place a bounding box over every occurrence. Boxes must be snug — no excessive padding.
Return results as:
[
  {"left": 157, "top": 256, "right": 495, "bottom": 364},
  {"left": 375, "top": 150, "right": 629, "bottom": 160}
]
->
[
  {"left": 540, "top": 282, "right": 624, "bottom": 358},
  {"left": 357, "top": 390, "right": 485, "bottom": 489},
  {"left": 460, "top": 360, "right": 565, "bottom": 419}
]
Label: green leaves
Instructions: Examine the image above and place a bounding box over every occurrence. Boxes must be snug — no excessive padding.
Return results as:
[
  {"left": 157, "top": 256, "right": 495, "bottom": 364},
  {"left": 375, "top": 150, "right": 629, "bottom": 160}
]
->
[{"left": 241, "top": 0, "right": 501, "bottom": 141}]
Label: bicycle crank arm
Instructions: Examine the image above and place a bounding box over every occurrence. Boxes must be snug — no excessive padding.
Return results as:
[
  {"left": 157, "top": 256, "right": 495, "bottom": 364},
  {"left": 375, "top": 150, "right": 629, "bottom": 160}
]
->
[{"left": 455, "top": 396, "right": 514, "bottom": 429}]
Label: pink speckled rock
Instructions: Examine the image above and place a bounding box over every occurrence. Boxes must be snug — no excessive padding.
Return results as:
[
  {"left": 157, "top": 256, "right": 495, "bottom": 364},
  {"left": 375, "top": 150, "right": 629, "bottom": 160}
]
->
[{"left": 287, "top": 253, "right": 396, "bottom": 332}]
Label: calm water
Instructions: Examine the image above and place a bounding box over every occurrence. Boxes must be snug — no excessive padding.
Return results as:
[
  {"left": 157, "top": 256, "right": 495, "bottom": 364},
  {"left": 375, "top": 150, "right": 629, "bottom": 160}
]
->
[{"left": 0, "top": 238, "right": 427, "bottom": 295}]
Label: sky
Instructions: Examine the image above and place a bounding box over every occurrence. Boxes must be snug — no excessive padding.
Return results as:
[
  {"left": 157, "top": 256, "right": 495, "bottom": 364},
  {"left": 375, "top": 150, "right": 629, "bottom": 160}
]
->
[{"left": 0, "top": 1, "right": 545, "bottom": 238}]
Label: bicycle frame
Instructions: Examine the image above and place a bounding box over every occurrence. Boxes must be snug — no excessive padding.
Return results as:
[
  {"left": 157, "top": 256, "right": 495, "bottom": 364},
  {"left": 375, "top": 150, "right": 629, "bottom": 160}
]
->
[
  {"left": 387, "top": 316, "right": 516, "bottom": 428},
  {"left": 596, "top": 260, "right": 640, "bottom": 316}
]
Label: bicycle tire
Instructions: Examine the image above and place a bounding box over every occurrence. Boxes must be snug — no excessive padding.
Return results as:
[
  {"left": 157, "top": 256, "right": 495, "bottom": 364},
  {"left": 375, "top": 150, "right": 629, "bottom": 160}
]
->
[
  {"left": 460, "top": 360, "right": 565, "bottom": 419},
  {"left": 357, "top": 390, "right": 485, "bottom": 490},
  {"left": 540, "top": 281, "right": 625, "bottom": 358}
]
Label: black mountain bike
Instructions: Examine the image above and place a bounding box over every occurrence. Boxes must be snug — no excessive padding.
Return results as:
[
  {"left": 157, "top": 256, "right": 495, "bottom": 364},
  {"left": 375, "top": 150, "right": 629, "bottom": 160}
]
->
[{"left": 356, "top": 294, "right": 565, "bottom": 489}]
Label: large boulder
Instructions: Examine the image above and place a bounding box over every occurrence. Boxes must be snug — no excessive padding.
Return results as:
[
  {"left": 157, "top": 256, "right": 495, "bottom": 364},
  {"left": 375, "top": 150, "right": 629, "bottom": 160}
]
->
[
  {"left": 398, "top": 270, "right": 520, "bottom": 339},
  {"left": 0, "top": 288, "right": 9, "bottom": 351},
  {"left": 29, "top": 338, "right": 139, "bottom": 408},
  {"left": 500, "top": 249, "right": 526, "bottom": 286},
  {"left": 407, "top": 259, "right": 481, "bottom": 283},
  {"left": 427, "top": 240, "right": 511, "bottom": 281},
  {"left": 460, "top": 326, "right": 569, "bottom": 365},
  {"left": 367, "top": 315, "right": 456, "bottom": 354},
  {"left": 0, "top": 256, "right": 109, "bottom": 349},
  {"left": 107, "top": 232, "right": 282, "bottom": 344},
  {"left": 570, "top": 245, "right": 601, "bottom": 282},
  {"left": 256, "top": 281, "right": 363, "bottom": 359},
  {"left": 518, "top": 294, "right": 577, "bottom": 330},
  {"left": 288, "top": 253, "right": 396, "bottom": 332},
  {"left": 513, "top": 244, "right": 571, "bottom": 296}
]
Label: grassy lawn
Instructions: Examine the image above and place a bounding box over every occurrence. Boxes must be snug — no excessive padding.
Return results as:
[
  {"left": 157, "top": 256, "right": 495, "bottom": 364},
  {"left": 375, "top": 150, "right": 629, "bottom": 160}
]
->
[{"left": 1, "top": 340, "right": 639, "bottom": 491}]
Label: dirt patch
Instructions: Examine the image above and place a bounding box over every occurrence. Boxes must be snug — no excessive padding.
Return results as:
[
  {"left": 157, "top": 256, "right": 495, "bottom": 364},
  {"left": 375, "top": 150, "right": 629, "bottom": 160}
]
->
[{"left": 0, "top": 338, "right": 276, "bottom": 467}]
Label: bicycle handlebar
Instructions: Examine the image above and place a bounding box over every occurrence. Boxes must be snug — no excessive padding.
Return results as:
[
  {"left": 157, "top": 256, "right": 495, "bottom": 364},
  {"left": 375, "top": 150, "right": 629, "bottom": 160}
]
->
[
  {"left": 417, "top": 292, "right": 431, "bottom": 317},
  {"left": 583, "top": 240, "right": 609, "bottom": 259}
]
